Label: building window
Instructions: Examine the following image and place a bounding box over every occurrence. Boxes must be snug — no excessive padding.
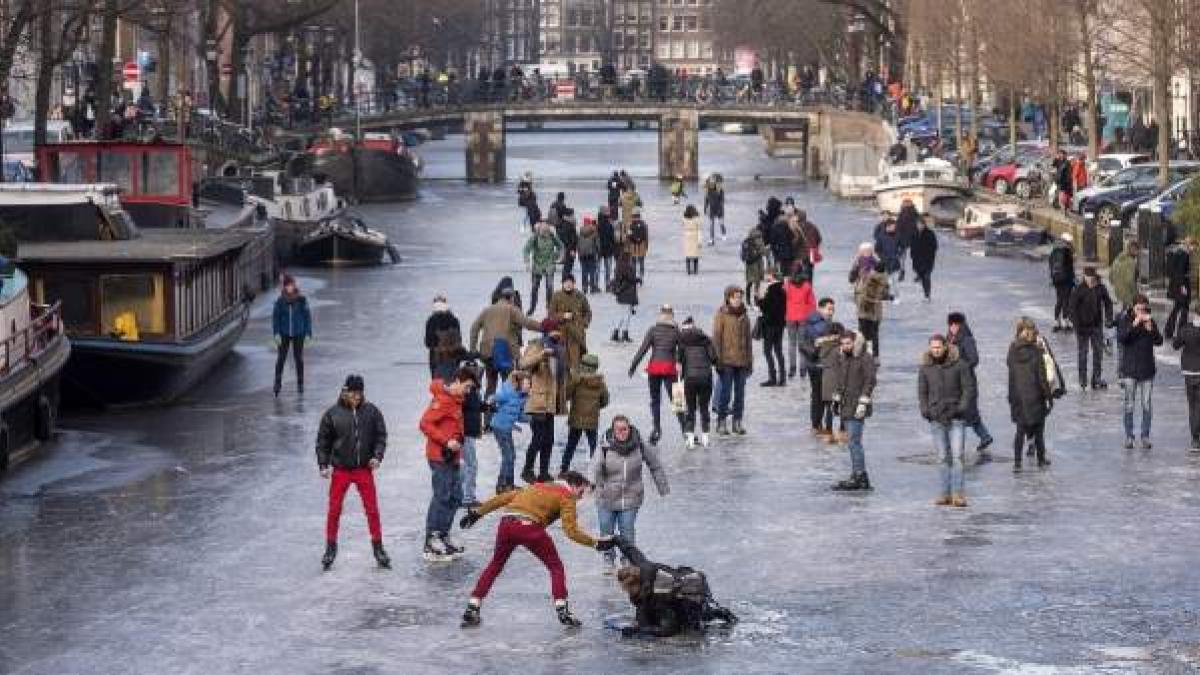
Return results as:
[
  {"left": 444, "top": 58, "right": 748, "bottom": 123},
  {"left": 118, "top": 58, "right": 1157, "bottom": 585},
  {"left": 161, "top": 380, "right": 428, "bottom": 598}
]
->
[
  {"left": 659, "top": 15, "right": 668, "bottom": 31},
  {"left": 687, "top": 40, "right": 699, "bottom": 58},
  {"left": 685, "top": 15, "right": 697, "bottom": 31},
  {"left": 657, "top": 43, "right": 670, "bottom": 58},
  {"left": 671, "top": 40, "right": 684, "bottom": 58},
  {"left": 702, "top": 41, "right": 713, "bottom": 58},
  {"left": 639, "top": 33, "right": 649, "bottom": 48},
  {"left": 700, "top": 14, "right": 711, "bottom": 30},
  {"left": 614, "top": 32, "right": 624, "bottom": 48},
  {"left": 40, "top": 276, "right": 96, "bottom": 336},
  {"left": 565, "top": 35, "right": 576, "bottom": 54},
  {"left": 672, "top": 14, "right": 683, "bottom": 31}
]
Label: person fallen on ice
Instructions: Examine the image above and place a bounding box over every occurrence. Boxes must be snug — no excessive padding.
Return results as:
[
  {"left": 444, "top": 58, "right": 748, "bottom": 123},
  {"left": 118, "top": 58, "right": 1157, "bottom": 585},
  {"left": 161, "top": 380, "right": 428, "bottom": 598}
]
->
[{"left": 610, "top": 537, "right": 737, "bottom": 637}]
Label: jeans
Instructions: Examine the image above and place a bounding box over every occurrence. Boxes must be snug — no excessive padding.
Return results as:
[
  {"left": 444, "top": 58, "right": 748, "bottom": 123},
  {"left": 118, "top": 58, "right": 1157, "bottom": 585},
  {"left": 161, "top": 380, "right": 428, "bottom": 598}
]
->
[
  {"left": 562, "top": 427, "right": 598, "bottom": 470},
  {"left": 762, "top": 325, "right": 785, "bottom": 381},
  {"left": 492, "top": 428, "right": 517, "bottom": 487},
  {"left": 842, "top": 417, "right": 866, "bottom": 473},
  {"left": 683, "top": 378, "right": 713, "bottom": 433},
  {"left": 461, "top": 436, "right": 479, "bottom": 504},
  {"left": 930, "top": 420, "right": 966, "bottom": 497},
  {"left": 596, "top": 507, "right": 639, "bottom": 564},
  {"left": 785, "top": 321, "right": 806, "bottom": 373},
  {"left": 1076, "top": 328, "right": 1105, "bottom": 385},
  {"left": 580, "top": 255, "right": 599, "bottom": 291},
  {"left": 1121, "top": 378, "right": 1153, "bottom": 439},
  {"left": 528, "top": 272, "right": 554, "bottom": 315},
  {"left": 647, "top": 373, "right": 677, "bottom": 432},
  {"left": 426, "top": 460, "right": 462, "bottom": 537},
  {"left": 1187, "top": 375, "right": 1200, "bottom": 441},
  {"left": 523, "top": 413, "right": 554, "bottom": 477},
  {"left": 275, "top": 336, "right": 304, "bottom": 391},
  {"left": 717, "top": 366, "right": 748, "bottom": 420},
  {"left": 601, "top": 255, "right": 614, "bottom": 287},
  {"left": 858, "top": 319, "right": 880, "bottom": 357},
  {"left": 708, "top": 214, "right": 725, "bottom": 241}
]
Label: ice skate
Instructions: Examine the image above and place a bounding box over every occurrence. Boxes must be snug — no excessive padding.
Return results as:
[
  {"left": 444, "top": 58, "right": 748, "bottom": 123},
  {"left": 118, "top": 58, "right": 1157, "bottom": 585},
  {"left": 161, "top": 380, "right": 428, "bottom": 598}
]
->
[{"left": 321, "top": 542, "right": 337, "bottom": 571}]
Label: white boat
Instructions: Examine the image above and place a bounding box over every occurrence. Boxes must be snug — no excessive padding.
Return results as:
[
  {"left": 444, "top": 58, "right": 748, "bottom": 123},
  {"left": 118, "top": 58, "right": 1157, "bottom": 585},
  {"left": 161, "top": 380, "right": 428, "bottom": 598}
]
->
[
  {"left": 955, "top": 202, "right": 1028, "bottom": 239},
  {"left": 873, "top": 158, "right": 970, "bottom": 214},
  {"left": 243, "top": 169, "right": 344, "bottom": 266}
]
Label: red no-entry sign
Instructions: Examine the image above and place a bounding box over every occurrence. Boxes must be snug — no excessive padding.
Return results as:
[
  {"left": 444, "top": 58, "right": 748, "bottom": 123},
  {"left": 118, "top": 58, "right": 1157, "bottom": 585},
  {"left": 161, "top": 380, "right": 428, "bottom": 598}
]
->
[{"left": 123, "top": 62, "right": 140, "bottom": 84}]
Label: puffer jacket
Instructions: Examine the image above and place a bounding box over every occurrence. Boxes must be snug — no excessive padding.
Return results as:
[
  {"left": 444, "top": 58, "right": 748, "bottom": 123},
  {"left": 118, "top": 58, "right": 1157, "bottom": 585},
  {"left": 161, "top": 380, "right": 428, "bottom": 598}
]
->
[
  {"left": 565, "top": 371, "right": 610, "bottom": 430},
  {"left": 578, "top": 223, "right": 599, "bottom": 258},
  {"left": 523, "top": 224, "right": 564, "bottom": 275},
  {"left": 828, "top": 334, "right": 877, "bottom": 411},
  {"left": 1116, "top": 309, "right": 1163, "bottom": 381},
  {"left": 490, "top": 381, "right": 528, "bottom": 432},
  {"left": 273, "top": 294, "right": 312, "bottom": 338},
  {"left": 592, "top": 425, "right": 670, "bottom": 512},
  {"left": 713, "top": 304, "right": 753, "bottom": 368},
  {"left": 631, "top": 321, "right": 682, "bottom": 376},
  {"left": 917, "top": 346, "right": 975, "bottom": 423},
  {"left": 677, "top": 327, "right": 717, "bottom": 383},
  {"left": 785, "top": 280, "right": 816, "bottom": 323},
  {"left": 315, "top": 398, "right": 388, "bottom": 469},
  {"left": 520, "top": 338, "right": 566, "bottom": 415},
  {"left": 1007, "top": 339, "right": 1052, "bottom": 427},
  {"left": 874, "top": 228, "right": 902, "bottom": 273},
  {"left": 419, "top": 380, "right": 466, "bottom": 463}
]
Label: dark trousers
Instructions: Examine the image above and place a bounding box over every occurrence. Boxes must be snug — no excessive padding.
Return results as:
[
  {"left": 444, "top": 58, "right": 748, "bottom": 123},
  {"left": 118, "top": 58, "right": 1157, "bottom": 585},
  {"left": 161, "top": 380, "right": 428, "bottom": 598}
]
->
[
  {"left": 1076, "top": 328, "right": 1105, "bottom": 385},
  {"left": 647, "top": 373, "right": 677, "bottom": 432},
  {"left": 1187, "top": 375, "right": 1200, "bottom": 441},
  {"left": 275, "top": 336, "right": 304, "bottom": 391},
  {"left": 1014, "top": 422, "right": 1046, "bottom": 463},
  {"left": 1054, "top": 283, "right": 1074, "bottom": 322},
  {"left": 915, "top": 269, "right": 932, "bottom": 299},
  {"left": 858, "top": 318, "right": 880, "bottom": 357},
  {"left": 685, "top": 257, "right": 699, "bottom": 274},
  {"left": 561, "top": 252, "right": 576, "bottom": 286},
  {"left": 523, "top": 413, "right": 554, "bottom": 477},
  {"left": 580, "top": 255, "right": 599, "bottom": 292},
  {"left": 775, "top": 256, "right": 795, "bottom": 276},
  {"left": 762, "top": 325, "right": 785, "bottom": 381},
  {"left": 601, "top": 255, "right": 614, "bottom": 286},
  {"left": 528, "top": 273, "right": 554, "bottom": 315},
  {"left": 471, "top": 517, "right": 566, "bottom": 601},
  {"left": 683, "top": 378, "right": 712, "bottom": 433},
  {"left": 634, "top": 255, "right": 646, "bottom": 278},
  {"left": 808, "top": 369, "right": 831, "bottom": 430},
  {"left": 562, "top": 427, "right": 598, "bottom": 470},
  {"left": 1166, "top": 294, "right": 1190, "bottom": 339}
]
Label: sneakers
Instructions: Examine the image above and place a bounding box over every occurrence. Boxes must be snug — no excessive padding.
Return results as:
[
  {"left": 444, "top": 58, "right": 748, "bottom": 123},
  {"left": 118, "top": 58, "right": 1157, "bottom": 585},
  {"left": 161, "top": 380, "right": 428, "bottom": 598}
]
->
[
  {"left": 373, "top": 541, "right": 392, "bottom": 569},
  {"left": 424, "top": 534, "right": 454, "bottom": 562},
  {"left": 440, "top": 532, "right": 464, "bottom": 558},
  {"left": 684, "top": 432, "right": 696, "bottom": 449},
  {"left": 1124, "top": 437, "right": 1135, "bottom": 450},
  {"left": 700, "top": 432, "right": 711, "bottom": 447},
  {"left": 556, "top": 602, "right": 583, "bottom": 628},
  {"left": 732, "top": 419, "right": 746, "bottom": 435},
  {"left": 977, "top": 436, "right": 994, "bottom": 452},
  {"left": 716, "top": 418, "right": 730, "bottom": 435},
  {"left": 461, "top": 602, "right": 482, "bottom": 628},
  {"left": 321, "top": 541, "right": 337, "bottom": 570},
  {"left": 833, "top": 472, "right": 871, "bottom": 491}
]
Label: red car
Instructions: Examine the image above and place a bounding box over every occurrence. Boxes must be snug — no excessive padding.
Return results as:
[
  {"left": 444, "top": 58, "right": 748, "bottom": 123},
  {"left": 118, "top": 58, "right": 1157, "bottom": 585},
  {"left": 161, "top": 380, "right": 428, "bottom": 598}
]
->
[{"left": 982, "top": 162, "right": 1022, "bottom": 194}]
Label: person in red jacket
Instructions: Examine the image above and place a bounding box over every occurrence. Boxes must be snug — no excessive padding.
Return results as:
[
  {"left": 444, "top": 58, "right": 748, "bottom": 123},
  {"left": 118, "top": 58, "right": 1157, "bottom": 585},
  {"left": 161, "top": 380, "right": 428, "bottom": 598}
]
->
[
  {"left": 419, "top": 368, "right": 474, "bottom": 562},
  {"left": 784, "top": 268, "right": 817, "bottom": 379}
]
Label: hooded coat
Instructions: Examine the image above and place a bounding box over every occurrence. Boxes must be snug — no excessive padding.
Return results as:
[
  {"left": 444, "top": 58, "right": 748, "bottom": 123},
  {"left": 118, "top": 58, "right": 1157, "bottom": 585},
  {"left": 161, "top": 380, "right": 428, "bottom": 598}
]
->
[
  {"left": 1116, "top": 309, "right": 1164, "bottom": 381},
  {"left": 918, "top": 345, "right": 975, "bottom": 423},
  {"left": 418, "top": 380, "right": 465, "bottom": 463},
  {"left": 948, "top": 320, "right": 983, "bottom": 419},
  {"left": 612, "top": 256, "right": 639, "bottom": 306},
  {"left": 520, "top": 338, "right": 567, "bottom": 415},
  {"left": 626, "top": 217, "right": 650, "bottom": 258},
  {"left": 1006, "top": 338, "right": 1053, "bottom": 427},
  {"left": 784, "top": 279, "right": 816, "bottom": 323},
  {"left": 757, "top": 279, "right": 787, "bottom": 328},
  {"left": 592, "top": 424, "right": 670, "bottom": 512},
  {"left": 828, "top": 334, "right": 877, "bottom": 410},
  {"left": 909, "top": 226, "right": 938, "bottom": 275},
  {"left": 273, "top": 293, "right": 313, "bottom": 338},
  {"left": 523, "top": 223, "right": 565, "bottom": 275},
  {"left": 490, "top": 380, "right": 528, "bottom": 432},
  {"left": 565, "top": 370, "right": 610, "bottom": 430},
  {"left": 548, "top": 288, "right": 592, "bottom": 368},
  {"left": 713, "top": 294, "right": 753, "bottom": 368},
  {"left": 743, "top": 228, "right": 767, "bottom": 284},
  {"left": 677, "top": 327, "right": 718, "bottom": 383},
  {"left": 855, "top": 269, "right": 890, "bottom": 322},
  {"left": 704, "top": 185, "right": 725, "bottom": 218},
  {"left": 597, "top": 212, "right": 618, "bottom": 258}
]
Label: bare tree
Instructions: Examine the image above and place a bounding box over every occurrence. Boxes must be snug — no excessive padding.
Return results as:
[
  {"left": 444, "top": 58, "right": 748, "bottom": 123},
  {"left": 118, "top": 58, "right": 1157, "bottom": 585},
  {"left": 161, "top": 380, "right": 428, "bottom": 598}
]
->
[{"left": 33, "top": 1, "right": 91, "bottom": 144}]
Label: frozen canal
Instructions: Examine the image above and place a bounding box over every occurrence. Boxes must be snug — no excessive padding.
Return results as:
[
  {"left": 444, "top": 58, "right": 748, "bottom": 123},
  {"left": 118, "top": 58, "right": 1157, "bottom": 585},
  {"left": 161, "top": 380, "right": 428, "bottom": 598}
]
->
[{"left": 3, "top": 128, "right": 1200, "bottom": 674}]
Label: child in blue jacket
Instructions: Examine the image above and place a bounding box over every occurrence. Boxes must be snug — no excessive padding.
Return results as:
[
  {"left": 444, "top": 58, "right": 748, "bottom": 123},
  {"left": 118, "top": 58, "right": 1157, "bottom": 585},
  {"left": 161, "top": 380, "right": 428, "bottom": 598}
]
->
[{"left": 490, "top": 371, "right": 531, "bottom": 493}]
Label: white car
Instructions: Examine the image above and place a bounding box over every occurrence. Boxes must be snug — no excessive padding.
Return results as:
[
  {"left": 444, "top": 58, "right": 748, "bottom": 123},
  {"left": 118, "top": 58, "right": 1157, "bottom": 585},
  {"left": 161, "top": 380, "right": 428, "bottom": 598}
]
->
[{"left": 1088, "top": 153, "right": 1151, "bottom": 183}]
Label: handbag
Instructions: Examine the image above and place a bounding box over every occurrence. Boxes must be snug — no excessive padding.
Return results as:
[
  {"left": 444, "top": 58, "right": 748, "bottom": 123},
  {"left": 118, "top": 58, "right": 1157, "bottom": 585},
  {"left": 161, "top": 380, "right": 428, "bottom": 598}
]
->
[{"left": 670, "top": 381, "right": 686, "bottom": 414}]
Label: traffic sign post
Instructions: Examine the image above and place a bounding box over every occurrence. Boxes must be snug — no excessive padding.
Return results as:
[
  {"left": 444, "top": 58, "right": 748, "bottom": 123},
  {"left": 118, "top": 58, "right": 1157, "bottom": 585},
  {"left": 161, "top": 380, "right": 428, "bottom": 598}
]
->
[{"left": 122, "top": 62, "right": 140, "bottom": 91}]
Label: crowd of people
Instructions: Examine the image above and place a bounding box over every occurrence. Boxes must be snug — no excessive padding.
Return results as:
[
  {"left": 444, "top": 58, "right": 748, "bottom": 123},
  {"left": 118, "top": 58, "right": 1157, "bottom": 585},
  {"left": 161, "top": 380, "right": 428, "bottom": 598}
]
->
[{"left": 281, "top": 167, "right": 1200, "bottom": 637}]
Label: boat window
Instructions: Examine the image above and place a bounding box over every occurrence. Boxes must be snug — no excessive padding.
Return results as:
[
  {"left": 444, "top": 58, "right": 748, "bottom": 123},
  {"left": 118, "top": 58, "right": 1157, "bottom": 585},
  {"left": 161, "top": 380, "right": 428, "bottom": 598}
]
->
[
  {"left": 923, "top": 170, "right": 945, "bottom": 179},
  {"left": 284, "top": 201, "right": 294, "bottom": 219},
  {"left": 142, "top": 152, "right": 180, "bottom": 196},
  {"left": 40, "top": 276, "right": 97, "bottom": 336},
  {"left": 303, "top": 199, "right": 311, "bottom": 218},
  {"left": 900, "top": 171, "right": 919, "bottom": 180},
  {"left": 100, "top": 273, "right": 166, "bottom": 340},
  {"left": 53, "top": 151, "right": 91, "bottom": 182},
  {"left": 317, "top": 191, "right": 328, "bottom": 212},
  {"left": 98, "top": 152, "right": 134, "bottom": 192}
]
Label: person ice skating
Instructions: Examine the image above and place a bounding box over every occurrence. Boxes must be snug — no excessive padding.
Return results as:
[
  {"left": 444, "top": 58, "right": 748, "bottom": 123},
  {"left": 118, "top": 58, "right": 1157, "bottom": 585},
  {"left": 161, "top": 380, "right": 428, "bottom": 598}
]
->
[
  {"left": 562, "top": 354, "right": 609, "bottom": 474},
  {"left": 611, "top": 538, "right": 737, "bottom": 637},
  {"left": 316, "top": 374, "right": 390, "bottom": 570},
  {"left": 873, "top": 217, "right": 903, "bottom": 302},
  {"left": 1007, "top": 318, "right": 1058, "bottom": 471},
  {"left": 607, "top": 171, "right": 623, "bottom": 215},
  {"left": 756, "top": 270, "right": 787, "bottom": 387},
  {"left": 918, "top": 334, "right": 975, "bottom": 507},
  {"left": 598, "top": 206, "right": 618, "bottom": 288},
  {"left": 850, "top": 244, "right": 889, "bottom": 358},
  {"left": 491, "top": 371, "right": 531, "bottom": 492},
  {"left": 272, "top": 274, "right": 312, "bottom": 396},
  {"left": 1048, "top": 233, "right": 1076, "bottom": 332},
  {"left": 894, "top": 199, "right": 919, "bottom": 281},
  {"left": 703, "top": 174, "right": 726, "bottom": 245},
  {"left": 425, "top": 293, "right": 466, "bottom": 380},
  {"left": 682, "top": 204, "right": 702, "bottom": 275},
  {"left": 419, "top": 368, "right": 476, "bottom": 562},
  {"left": 764, "top": 197, "right": 796, "bottom": 276},
  {"left": 829, "top": 331, "right": 877, "bottom": 491},
  {"left": 549, "top": 193, "right": 578, "bottom": 285},
  {"left": 801, "top": 298, "right": 838, "bottom": 435},
  {"left": 592, "top": 416, "right": 669, "bottom": 571},
  {"left": 1068, "top": 267, "right": 1114, "bottom": 390},
  {"left": 1164, "top": 237, "right": 1194, "bottom": 339},
  {"left": 470, "top": 285, "right": 542, "bottom": 417},
  {"left": 1116, "top": 294, "right": 1163, "bottom": 449},
  {"left": 620, "top": 185, "right": 642, "bottom": 239},
  {"left": 460, "top": 365, "right": 485, "bottom": 509},
  {"left": 784, "top": 268, "right": 816, "bottom": 379},
  {"left": 548, "top": 274, "right": 592, "bottom": 371},
  {"left": 523, "top": 221, "right": 565, "bottom": 316},
  {"left": 611, "top": 251, "right": 640, "bottom": 342},
  {"left": 1171, "top": 310, "right": 1200, "bottom": 450},
  {"left": 909, "top": 218, "right": 938, "bottom": 301},
  {"left": 626, "top": 209, "right": 650, "bottom": 279},
  {"left": 947, "top": 312, "right": 994, "bottom": 457},
  {"left": 459, "top": 472, "right": 615, "bottom": 628},
  {"left": 740, "top": 225, "right": 767, "bottom": 302},
  {"left": 677, "top": 316, "right": 718, "bottom": 448},
  {"left": 629, "top": 304, "right": 684, "bottom": 445},
  {"left": 578, "top": 215, "right": 601, "bottom": 293},
  {"left": 816, "top": 320, "right": 847, "bottom": 443},
  {"left": 714, "top": 286, "right": 754, "bottom": 435},
  {"left": 670, "top": 175, "right": 686, "bottom": 205},
  {"left": 520, "top": 320, "right": 568, "bottom": 483},
  {"left": 517, "top": 171, "right": 536, "bottom": 231}
]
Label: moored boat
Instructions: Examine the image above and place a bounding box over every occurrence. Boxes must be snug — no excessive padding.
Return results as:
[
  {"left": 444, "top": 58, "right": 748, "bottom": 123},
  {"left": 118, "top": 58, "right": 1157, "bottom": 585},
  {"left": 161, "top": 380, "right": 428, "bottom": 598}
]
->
[
  {"left": 874, "top": 158, "right": 970, "bottom": 215},
  {"left": 308, "top": 131, "right": 419, "bottom": 203},
  {"left": 293, "top": 213, "right": 399, "bottom": 266}
]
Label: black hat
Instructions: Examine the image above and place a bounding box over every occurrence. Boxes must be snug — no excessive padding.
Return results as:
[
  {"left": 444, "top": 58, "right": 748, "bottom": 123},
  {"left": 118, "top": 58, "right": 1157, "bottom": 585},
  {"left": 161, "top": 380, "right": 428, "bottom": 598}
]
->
[
  {"left": 562, "top": 273, "right": 576, "bottom": 283},
  {"left": 947, "top": 311, "right": 966, "bottom": 325},
  {"left": 1083, "top": 266, "right": 1098, "bottom": 277},
  {"left": 344, "top": 374, "right": 365, "bottom": 392}
]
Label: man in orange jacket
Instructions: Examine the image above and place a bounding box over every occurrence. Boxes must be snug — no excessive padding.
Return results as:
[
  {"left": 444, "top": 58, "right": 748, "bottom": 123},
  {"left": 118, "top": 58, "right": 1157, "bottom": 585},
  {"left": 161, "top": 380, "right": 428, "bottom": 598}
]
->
[
  {"left": 459, "top": 471, "right": 615, "bottom": 628},
  {"left": 419, "top": 368, "right": 474, "bottom": 562}
]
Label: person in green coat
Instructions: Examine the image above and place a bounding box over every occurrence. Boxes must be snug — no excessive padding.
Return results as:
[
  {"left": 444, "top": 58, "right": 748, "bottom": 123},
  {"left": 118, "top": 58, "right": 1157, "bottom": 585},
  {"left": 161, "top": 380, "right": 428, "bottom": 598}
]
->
[
  {"left": 1110, "top": 241, "right": 1140, "bottom": 311},
  {"left": 523, "top": 221, "right": 565, "bottom": 316}
]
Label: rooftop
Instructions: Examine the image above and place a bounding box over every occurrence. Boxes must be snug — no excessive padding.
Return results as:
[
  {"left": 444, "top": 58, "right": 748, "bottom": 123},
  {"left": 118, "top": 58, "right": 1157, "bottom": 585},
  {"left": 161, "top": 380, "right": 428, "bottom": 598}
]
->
[{"left": 17, "top": 229, "right": 256, "bottom": 264}]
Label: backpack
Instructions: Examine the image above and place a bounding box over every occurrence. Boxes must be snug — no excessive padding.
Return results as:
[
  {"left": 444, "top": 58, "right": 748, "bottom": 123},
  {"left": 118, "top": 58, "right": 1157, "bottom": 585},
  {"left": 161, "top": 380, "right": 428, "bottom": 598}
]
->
[
  {"left": 651, "top": 566, "right": 713, "bottom": 625},
  {"left": 629, "top": 221, "right": 648, "bottom": 244},
  {"left": 740, "top": 236, "right": 760, "bottom": 264},
  {"left": 491, "top": 337, "right": 514, "bottom": 372},
  {"left": 433, "top": 325, "right": 463, "bottom": 360},
  {"left": 1049, "top": 248, "right": 1070, "bottom": 284}
]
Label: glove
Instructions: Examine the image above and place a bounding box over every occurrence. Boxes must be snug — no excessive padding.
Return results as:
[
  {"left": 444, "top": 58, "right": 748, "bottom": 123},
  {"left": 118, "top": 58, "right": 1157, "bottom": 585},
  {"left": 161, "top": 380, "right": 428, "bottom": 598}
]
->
[
  {"left": 854, "top": 396, "right": 870, "bottom": 420},
  {"left": 459, "top": 509, "right": 482, "bottom": 530},
  {"left": 620, "top": 626, "right": 638, "bottom": 638},
  {"left": 595, "top": 537, "right": 617, "bottom": 551},
  {"left": 441, "top": 445, "right": 455, "bottom": 463}
]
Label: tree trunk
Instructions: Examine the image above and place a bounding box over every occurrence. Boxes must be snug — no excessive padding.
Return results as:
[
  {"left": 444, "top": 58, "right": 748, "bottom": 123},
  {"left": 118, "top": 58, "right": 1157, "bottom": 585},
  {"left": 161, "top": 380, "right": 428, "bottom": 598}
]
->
[
  {"left": 95, "top": 0, "right": 119, "bottom": 138},
  {"left": 1009, "top": 86, "right": 1017, "bottom": 155},
  {"left": 1078, "top": 2, "right": 1100, "bottom": 162},
  {"left": 953, "top": 30, "right": 962, "bottom": 143},
  {"left": 968, "top": 18, "right": 979, "bottom": 141},
  {"left": 158, "top": 18, "right": 172, "bottom": 103},
  {"left": 1153, "top": 11, "right": 1172, "bottom": 188},
  {"left": 33, "top": 5, "right": 55, "bottom": 146}
]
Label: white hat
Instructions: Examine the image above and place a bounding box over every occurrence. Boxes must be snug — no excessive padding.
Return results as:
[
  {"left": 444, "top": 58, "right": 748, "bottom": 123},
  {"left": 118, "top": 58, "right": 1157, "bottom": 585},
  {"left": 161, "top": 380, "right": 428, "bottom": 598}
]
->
[{"left": 1061, "top": 232, "right": 1074, "bottom": 243}]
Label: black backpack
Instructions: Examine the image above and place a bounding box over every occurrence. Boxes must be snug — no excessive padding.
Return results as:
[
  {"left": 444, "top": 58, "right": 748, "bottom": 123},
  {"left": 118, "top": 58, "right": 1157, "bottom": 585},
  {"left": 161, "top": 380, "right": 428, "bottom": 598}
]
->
[
  {"left": 629, "top": 220, "right": 648, "bottom": 244},
  {"left": 740, "top": 236, "right": 760, "bottom": 264}
]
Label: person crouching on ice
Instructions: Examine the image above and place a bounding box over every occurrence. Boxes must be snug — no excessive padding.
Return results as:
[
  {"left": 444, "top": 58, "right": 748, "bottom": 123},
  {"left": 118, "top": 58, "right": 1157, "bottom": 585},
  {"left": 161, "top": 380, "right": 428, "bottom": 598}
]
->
[
  {"left": 611, "top": 538, "right": 737, "bottom": 637},
  {"left": 458, "top": 471, "right": 615, "bottom": 629}
]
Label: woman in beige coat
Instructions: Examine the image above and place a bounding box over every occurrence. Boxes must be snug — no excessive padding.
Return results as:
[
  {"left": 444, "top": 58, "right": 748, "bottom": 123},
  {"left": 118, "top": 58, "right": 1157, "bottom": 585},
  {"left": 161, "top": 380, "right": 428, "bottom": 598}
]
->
[{"left": 682, "top": 204, "right": 703, "bottom": 275}]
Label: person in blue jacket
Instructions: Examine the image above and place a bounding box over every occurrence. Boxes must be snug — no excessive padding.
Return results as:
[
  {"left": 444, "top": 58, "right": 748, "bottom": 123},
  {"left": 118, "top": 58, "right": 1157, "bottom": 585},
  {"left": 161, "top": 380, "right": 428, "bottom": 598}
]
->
[
  {"left": 273, "top": 274, "right": 312, "bottom": 396},
  {"left": 489, "top": 371, "right": 531, "bottom": 493}
]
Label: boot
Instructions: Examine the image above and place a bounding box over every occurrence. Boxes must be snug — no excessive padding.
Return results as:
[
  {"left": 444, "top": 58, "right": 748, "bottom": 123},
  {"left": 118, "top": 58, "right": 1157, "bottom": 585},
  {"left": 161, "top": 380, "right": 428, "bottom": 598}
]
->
[
  {"left": 760, "top": 377, "right": 777, "bottom": 387},
  {"left": 732, "top": 419, "right": 746, "bottom": 435},
  {"left": 649, "top": 426, "right": 661, "bottom": 445},
  {"left": 950, "top": 494, "right": 968, "bottom": 508},
  {"left": 321, "top": 541, "right": 337, "bottom": 570},
  {"left": 1092, "top": 379, "right": 1108, "bottom": 390},
  {"left": 621, "top": 330, "right": 632, "bottom": 343},
  {"left": 832, "top": 473, "right": 860, "bottom": 491},
  {"left": 611, "top": 329, "right": 620, "bottom": 342},
  {"left": 788, "top": 366, "right": 797, "bottom": 378},
  {"left": 858, "top": 472, "right": 872, "bottom": 490},
  {"left": 700, "top": 432, "right": 710, "bottom": 447},
  {"left": 556, "top": 601, "right": 583, "bottom": 628},
  {"left": 274, "top": 382, "right": 281, "bottom": 398},
  {"left": 684, "top": 432, "right": 695, "bottom": 449},
  {"left": 439, "top": 532, "right": 464, "bottom": 558},
  {"left": 521, "top": 468, "right": 537, "bottom": 484},
  {"left": 461, "top": 601, "right": 481, "bottom": 628},
  {"left": 373, "top": 541, "right": 392, "bottom": 569},
  {"left": 716, "top": 418, "right": 730, "bottom": 435},
  {"left": 423, "top": 534, "right": 453, "bottom": 563}
]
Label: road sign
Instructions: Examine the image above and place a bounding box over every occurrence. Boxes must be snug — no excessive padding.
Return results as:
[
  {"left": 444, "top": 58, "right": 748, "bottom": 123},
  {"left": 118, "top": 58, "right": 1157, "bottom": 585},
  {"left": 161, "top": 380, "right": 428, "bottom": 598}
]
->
[
  {"left": 222, "top": 63, "right": 233, "bottom": 77},
  {"left": 123, "top": 62, "right": 140, "bottom": 84},
  {"left": 554, "top": 80, "right": 575, "bottom": 100}
]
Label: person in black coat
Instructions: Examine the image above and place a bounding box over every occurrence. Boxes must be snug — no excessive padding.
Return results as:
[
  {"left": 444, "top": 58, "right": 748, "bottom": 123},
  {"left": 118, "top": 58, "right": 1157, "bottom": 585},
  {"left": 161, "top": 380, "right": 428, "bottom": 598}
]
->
[
  {"left": 612, "top": 538, "right": 736, "bottom": 637},
  {"left": 909, "top": 220, "right": 938, "bottom": 301},
  {"left": 894, "top": 199, "right": 919, "bottom": 279},
  {"left": 597, "top": 206, "right": 618, "bottom": 288},
  {"left": 425, "top": 294, "right": 466, "bottom": 380},
  {"left": 1006, "top": 318, "right": 1055, "bottom": 470},
  {"left": 1172, "top": 309, "right": 1200, "bottom": 450},
  {"left": 1164, "top": 238, "right": 1193, "bottom": 339},
  {"left": 611, "top": 252, "right": 640, "bottom": 342},
  {"left": 756, "top": 271, "right": 788, "bottom": 386},
  {"left": 677, "top": 316, "right": 718, "bottom": 446},
  {"left": 1116, "top": 294, "right": 1163, "bottom": 448},
  {"left": 947, "top": 312, "right": 993, "bottom": 455},
  {"left": 607, "top": 172, "right": 623, "bottom": 214},
  {"left": 1048, "top": 234, "right": 1076, "bottom": 332},
  {"left": 1068, "top": 267, "right": 1114, "bottom": 389}
]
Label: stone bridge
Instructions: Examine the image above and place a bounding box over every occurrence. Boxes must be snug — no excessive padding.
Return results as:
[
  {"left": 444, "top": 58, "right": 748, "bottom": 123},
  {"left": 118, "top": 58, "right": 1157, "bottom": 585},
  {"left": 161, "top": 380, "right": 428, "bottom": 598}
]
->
[{"left": 327, "top": 103, "right": 892, "bottom": 183}]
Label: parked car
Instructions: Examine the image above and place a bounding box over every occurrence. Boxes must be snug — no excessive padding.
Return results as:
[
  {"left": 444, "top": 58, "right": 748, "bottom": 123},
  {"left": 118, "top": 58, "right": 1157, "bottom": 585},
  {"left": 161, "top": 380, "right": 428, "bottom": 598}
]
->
[
  {"left": 1089, "top": 153, "right": 1151, "bottom": 183},
  {"left": 1079, "top": 161, "right": 1200, "bottom": 225},
  {"left": 1126, "top": 175, "right": 1197, "bottom": 226}
]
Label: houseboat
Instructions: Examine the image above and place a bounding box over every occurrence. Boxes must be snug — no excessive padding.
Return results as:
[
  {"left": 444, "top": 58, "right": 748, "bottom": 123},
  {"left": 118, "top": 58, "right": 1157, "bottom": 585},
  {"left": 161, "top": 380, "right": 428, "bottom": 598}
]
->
[
  {"left": 243, "top": 167, "right": 342, "bottom": 266},
  {"left": 873, "top": 158, "right": 970, "bottom": 215},
  {"left": 308, "top": 130, "right": 419, "bottom": 203},
  {"left": 1, "top": 183, "right": 254, "bottom": 406},
  {"left": 294, "top": 212, "right": 399, "bottom": 266},
  {"left": 0, "top": 264, "right": 70, "bottom": 473}
]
